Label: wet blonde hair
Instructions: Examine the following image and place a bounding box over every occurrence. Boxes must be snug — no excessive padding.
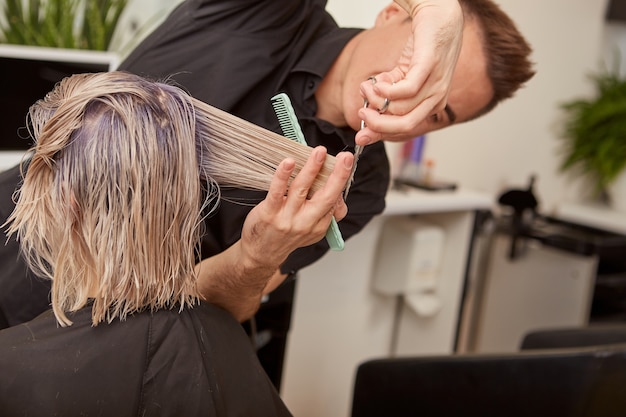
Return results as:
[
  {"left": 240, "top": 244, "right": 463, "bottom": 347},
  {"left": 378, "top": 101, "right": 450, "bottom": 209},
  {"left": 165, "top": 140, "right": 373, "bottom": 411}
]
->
[{"left": 6, "top": 71, "right": 334, "bottom": 326}]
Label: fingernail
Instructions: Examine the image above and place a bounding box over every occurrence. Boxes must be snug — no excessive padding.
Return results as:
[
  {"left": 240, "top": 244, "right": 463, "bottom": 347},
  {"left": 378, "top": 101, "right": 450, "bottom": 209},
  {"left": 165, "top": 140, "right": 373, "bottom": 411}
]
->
[
  {"left": 360, "top": 136, "right": 372, "bottom": 146},
  {"left": 282, "top": 158, "right": 295, "bottom": 170},
  {"left": 344, "top": 156, "right": 354, "bottom": 169},
  {"left": 315, "top": 147, "right": 326, "bottom": 163}
]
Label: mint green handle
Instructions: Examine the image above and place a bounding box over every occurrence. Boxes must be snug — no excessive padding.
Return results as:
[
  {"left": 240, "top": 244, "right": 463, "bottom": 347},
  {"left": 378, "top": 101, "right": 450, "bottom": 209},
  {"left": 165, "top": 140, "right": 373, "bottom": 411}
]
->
[
  {"left": 325, "top": 217, "right": 345, "bottom": 251},
  {"left": 271, "top": 93, "right": 345, "bottom": 251}
]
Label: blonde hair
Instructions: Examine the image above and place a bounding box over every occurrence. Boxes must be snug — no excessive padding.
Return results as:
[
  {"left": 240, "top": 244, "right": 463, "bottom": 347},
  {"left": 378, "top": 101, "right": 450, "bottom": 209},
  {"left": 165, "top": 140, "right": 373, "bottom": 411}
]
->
[{"left": 5, "top": 71, "right": 335, "bottom": 326}]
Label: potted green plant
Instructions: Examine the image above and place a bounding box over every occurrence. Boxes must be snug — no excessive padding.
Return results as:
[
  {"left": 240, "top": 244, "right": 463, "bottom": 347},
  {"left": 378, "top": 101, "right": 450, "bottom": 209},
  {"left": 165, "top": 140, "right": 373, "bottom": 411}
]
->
[
  {"left": 559, "top": 66, "right": 626, "bottom": 210},
  {"left": 0, "top": 0, "right": 128, "bottom": 50}
]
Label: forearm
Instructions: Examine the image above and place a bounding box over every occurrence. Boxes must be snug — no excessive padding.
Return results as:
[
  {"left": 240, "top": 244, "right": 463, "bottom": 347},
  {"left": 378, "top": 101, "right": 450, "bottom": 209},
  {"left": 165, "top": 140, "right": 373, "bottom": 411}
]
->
[{"left": 195, "top": 241, "right": 281, "bottom": 322}]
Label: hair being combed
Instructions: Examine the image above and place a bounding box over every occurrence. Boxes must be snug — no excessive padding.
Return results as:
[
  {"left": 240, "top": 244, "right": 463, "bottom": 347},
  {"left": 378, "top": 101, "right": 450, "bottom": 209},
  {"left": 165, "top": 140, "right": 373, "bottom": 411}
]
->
[
  {"left": 193, "top": 99, "right": 334, "bottom": 196},
  {"left": 5, "top": 71, "right": 334, "bottom": 326}
]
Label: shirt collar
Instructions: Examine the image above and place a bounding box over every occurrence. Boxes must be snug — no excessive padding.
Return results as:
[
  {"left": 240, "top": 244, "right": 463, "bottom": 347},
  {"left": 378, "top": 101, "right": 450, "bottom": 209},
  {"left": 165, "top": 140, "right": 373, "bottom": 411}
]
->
[
  {"left": 292, "top": 28, "right": 362, "bottom": 79},
  {"left": 291, "top": 28, "right": 363, "bottom": 148}
]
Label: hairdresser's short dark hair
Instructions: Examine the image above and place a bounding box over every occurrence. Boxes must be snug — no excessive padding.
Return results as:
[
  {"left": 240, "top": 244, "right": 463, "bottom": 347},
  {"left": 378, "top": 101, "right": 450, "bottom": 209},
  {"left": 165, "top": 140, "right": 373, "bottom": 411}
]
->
[{"left": 460, "top": 0, "right": 535, "bottom": 119}]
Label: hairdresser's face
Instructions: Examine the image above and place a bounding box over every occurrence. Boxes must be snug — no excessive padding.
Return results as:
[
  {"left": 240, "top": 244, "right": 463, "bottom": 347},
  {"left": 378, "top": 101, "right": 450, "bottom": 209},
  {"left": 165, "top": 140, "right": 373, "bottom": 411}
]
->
[{"left": 342, "top": 4, "right": 493, "bottom": 137}]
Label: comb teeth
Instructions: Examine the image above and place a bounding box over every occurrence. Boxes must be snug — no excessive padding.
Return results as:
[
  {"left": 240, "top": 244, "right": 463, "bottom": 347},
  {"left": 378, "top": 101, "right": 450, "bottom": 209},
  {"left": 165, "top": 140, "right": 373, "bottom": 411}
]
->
[{"left": 271, "top": 93, "right": 307, "bottom": 145}]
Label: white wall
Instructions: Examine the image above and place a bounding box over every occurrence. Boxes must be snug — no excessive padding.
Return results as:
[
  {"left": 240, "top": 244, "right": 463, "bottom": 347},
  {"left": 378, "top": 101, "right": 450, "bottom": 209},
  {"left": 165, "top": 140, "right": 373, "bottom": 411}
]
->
[
  {"left": 329, "top": 0, "right": 620, "bottom": 215},
  {"left": 110, "top": 0, "right": 182, "bottom": 58},
  {"left": 428, "top": 0, "right": 614, "bottom": 214}
]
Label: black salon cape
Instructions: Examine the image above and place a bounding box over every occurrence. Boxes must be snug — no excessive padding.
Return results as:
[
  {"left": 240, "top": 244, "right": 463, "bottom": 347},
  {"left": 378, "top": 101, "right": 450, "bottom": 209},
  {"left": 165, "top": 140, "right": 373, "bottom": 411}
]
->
[{"left": 0, "top": 302, "right": 292, "bottom": 416}]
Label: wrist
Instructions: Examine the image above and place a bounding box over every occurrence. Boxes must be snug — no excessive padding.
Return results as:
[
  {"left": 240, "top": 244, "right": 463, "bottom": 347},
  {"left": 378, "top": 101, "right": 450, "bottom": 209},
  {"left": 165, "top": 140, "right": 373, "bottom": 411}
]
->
[
  {"left": 236, "top": 240, "right": 284, "bottom": 291},
  {"left": 195, "top": 242, "right": 278, "bottom": 322}
]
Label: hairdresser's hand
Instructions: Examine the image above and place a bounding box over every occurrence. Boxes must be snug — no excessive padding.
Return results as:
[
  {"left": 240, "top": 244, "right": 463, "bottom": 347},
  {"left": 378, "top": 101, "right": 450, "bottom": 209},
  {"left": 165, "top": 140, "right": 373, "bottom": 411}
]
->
[
  {"left": 356, "top": 0, "right": 463, "bottom": 144},
  {"left": 197, "top": 147, "right": 353, "bottom": 321},
  {"left": 242, "top": 146, "right": 353, "bottom": 269}
]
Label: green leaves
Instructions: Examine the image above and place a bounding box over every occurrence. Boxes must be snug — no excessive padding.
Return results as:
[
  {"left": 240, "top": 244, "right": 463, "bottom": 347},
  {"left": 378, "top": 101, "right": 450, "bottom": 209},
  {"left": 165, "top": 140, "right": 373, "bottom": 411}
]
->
[
  {"left": 560, "top": 70, "right": 626, "bottom": 196},
  {"left": 0, "top": 0, "right": 128, "bottom": 50}
]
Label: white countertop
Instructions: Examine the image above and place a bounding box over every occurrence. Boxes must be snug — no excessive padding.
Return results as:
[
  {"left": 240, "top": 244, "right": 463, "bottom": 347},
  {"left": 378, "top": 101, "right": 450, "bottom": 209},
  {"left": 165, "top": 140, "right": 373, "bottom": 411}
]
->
[
  {"left": 384, "top": 187, "right": 494, "bottom": 216},
  {"left": 554, "top": 202, "right": 626, "bottom": 235}
]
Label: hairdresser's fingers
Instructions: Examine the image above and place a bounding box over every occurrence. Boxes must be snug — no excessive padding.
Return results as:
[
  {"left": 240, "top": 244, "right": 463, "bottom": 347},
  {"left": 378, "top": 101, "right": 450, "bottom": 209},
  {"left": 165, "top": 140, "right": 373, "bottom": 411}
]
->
[
  {"left": 240, "top": 157, "right": 307, "bottom": 266},
  {"left": 355, "top": 102, "right": 441, "bottom": 144},
  {"left": 264, "top": 158, "right": 296, "bottom": 212},
  {"left": 246, "top": 149, "right": 352, "bottom": 260},
  {"left": 284, "top": 146, "right": 328, "bottom": 210},
  {"left": 354, "top": 0, "right": 462, "bottom": 146},
  {"left": 278, "top": 150, "right": 352, "bottom": 246},
  {"left": 311, "top": 151, "right": 354, "bottom": 207},
  {"left": 305, "top": 151, "right": 352, "bottom": 227}
]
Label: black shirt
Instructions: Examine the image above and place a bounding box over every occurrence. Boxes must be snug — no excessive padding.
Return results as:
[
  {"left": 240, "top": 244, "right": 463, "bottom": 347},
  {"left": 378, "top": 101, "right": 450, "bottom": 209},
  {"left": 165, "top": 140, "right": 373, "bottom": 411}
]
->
[
  {"left": 0, "top": 302, "right": 292, "bottom": 416},
  {"left": 120, "top": 0, "right": 390, "bottom": 274}
]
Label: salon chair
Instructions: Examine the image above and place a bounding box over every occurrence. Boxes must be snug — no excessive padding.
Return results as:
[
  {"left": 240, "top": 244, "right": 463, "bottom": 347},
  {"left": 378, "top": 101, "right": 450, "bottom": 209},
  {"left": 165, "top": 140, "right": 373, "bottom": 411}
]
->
[
  {"left": 521, "top": 324, "right": 626, "bottom": 350},
  {"left": 351, "top": 343, "right": 626, "bottom": 417}
]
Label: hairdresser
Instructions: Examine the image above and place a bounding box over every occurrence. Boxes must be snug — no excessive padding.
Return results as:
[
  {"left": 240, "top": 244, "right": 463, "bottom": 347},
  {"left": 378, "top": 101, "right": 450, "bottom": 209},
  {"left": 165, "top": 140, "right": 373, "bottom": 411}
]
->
[
  {"left": 119, "top": 0, "right": 465, "bottom": 311},
  {"left": 118, "top": 0, "right": 533, "bottom": 296},
  {"left": 0, "top": 0, "right": 534, "bottom": 388},
  {"left": 108, "top": 0, "right": 462, "bottom": 387},
  {"left": 117, "top": 0, "right": 532, "bottom": 385},
  {"left": 0, "top": 0, "right": 462, "bottom": 324}
]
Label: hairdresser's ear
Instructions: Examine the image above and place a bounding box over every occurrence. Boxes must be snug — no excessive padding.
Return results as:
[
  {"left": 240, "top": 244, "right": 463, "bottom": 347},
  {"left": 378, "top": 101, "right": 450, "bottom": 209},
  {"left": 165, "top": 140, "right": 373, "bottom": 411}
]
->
[{"left": 374, "top": 2, "right": 408, "bottom": 26}]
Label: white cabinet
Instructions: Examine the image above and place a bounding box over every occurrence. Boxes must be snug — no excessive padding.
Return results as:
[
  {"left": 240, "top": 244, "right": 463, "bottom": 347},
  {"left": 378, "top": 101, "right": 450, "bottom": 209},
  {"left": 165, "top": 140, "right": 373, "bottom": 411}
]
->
[{"left": 467, "top": 234, "right": 598, "bottom": 353}]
